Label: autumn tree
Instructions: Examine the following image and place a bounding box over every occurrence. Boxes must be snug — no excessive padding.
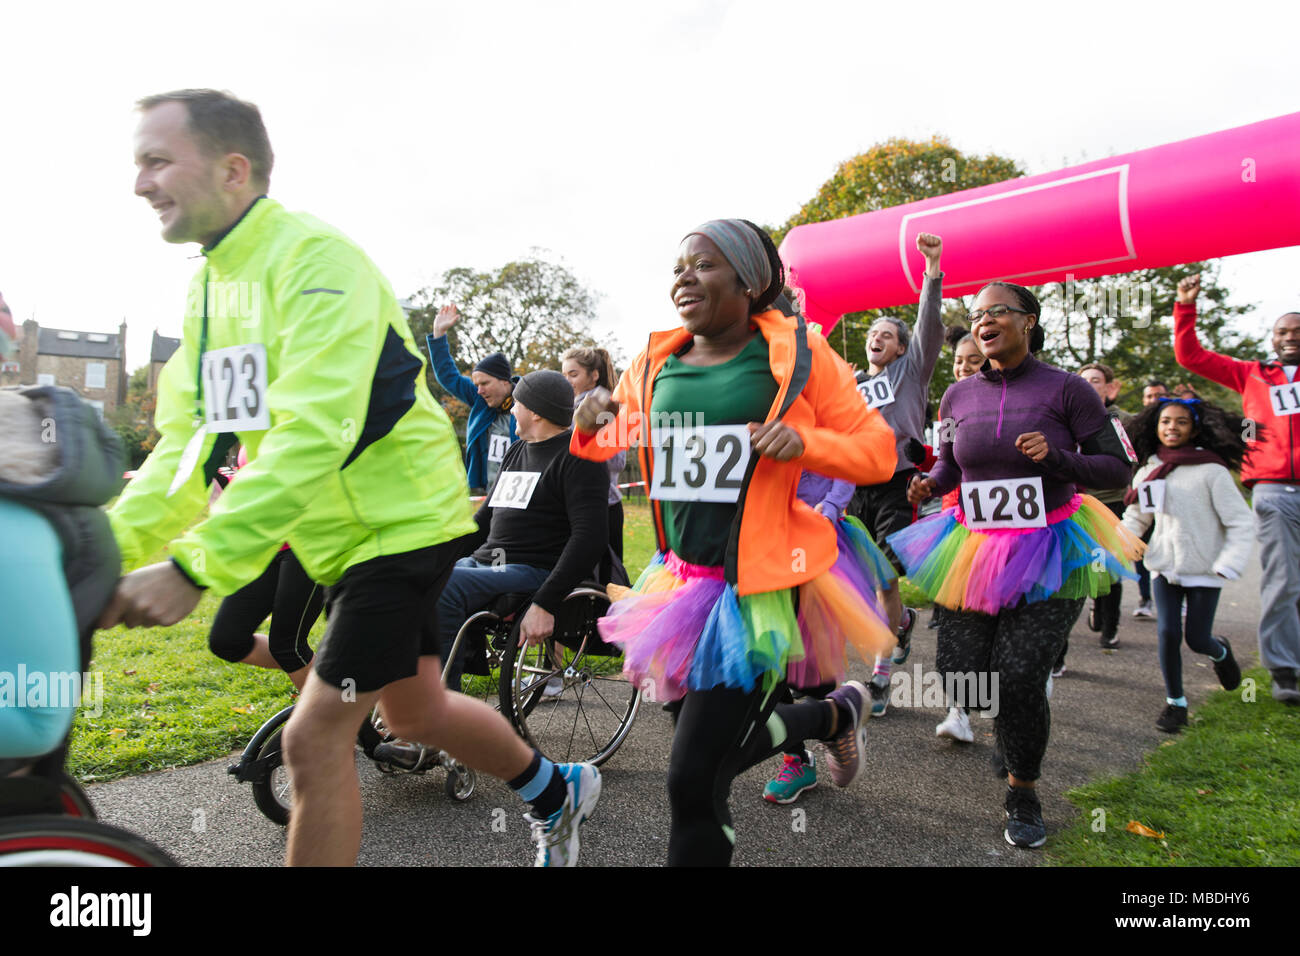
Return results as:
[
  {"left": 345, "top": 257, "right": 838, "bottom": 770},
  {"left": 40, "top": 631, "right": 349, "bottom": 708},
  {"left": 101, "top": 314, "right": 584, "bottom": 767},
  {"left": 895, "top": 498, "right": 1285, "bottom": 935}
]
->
[
  {"left": 108, "top": 366, "right": 159, "bottom": 468},
  {"left": 771, "top": 136, "right": 1025, "bottom": 400},
  {"left": 406, "top": 252, "right": 605, "bottom": 378}
]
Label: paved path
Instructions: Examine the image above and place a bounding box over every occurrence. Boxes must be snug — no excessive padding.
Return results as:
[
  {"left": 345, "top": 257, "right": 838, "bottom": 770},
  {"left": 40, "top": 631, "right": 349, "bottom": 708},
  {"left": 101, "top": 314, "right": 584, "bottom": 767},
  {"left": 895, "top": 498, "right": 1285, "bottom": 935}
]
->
[{"left": 88, "top": 556, "right": 1265, "bottom": 866}]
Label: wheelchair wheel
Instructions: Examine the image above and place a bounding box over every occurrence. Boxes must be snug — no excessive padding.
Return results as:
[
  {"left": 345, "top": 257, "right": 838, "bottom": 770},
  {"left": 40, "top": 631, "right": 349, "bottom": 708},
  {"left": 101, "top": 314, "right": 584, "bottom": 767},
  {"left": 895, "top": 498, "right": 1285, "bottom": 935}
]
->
[
  {"left": 55, "top": 772, "right": 96, "bottom": 820},
  {"left": 444, "top": 610, "right": 512, "bottom": 712},
  {"left": 0, "top": 815, "right": 178, "bottom": 866},
  {"left": 249, "top": 726, "right": 292, "bottom": 826},
  {"left": 501, "top": 590, "right": 640, "bottom": 766},
  {"left": 443, "top": 759, "right": 476, "bottom": 802}
]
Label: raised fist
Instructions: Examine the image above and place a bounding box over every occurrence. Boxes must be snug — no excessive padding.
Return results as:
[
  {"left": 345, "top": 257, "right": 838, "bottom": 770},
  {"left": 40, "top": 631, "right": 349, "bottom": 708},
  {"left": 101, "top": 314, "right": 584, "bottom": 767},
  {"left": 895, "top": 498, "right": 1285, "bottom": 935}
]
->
[
  {"left": 1176, "top": 274, "right": 1200, "bottom": 306},
  {"left": 916, "top": 233, "right": 943, "bottom": 276}
]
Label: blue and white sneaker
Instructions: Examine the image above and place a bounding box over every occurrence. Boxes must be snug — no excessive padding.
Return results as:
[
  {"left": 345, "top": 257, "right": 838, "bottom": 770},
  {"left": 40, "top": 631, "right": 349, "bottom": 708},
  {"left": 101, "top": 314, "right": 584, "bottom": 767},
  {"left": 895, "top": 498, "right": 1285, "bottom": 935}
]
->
[{"left": 526, "top": 762, "right": 601, "bottom": 867}]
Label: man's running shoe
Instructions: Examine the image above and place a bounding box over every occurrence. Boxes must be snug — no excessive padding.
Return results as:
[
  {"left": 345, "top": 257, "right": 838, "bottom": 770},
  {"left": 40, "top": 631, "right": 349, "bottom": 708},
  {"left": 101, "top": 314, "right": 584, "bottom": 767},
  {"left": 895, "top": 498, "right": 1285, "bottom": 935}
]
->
[
  {"left": 869, "top": 676, "right": 890, "bottom": 717},
  {"left": 1271, "top": 669, "right": 1300, "bottom": 705},
  {"left": 892, "top": 607, "right": 916, "bottom": 665},
  {"left": 1004, "top": 785, "right": 1046, "bottom": 849},
  {"left": 763, "top": 752, "right": 817, "bottom": 804},
  {"left": 524, "top": 674, "right": 564, "bottom": 699},
  {"left": 1132, "top": 600, "right": 1154, "bottom": 619},
  {"left": 1212, "top": 637, "right": 1241, "bottom": 691},
  {"left": 824, "top": 681, "right": 868, "bottom": 787},
  {"left": 525, "top": 762, "right": 601, "bottom": 867},
  {"left": 1099, "top": 631, "right": 1119, "bottom": 649},
  {"left": 935, "top": 707, "right": 973, "bottom": 743},
  {"left": 1156, "top": 704, "right": 1188, "bottom": 733}
]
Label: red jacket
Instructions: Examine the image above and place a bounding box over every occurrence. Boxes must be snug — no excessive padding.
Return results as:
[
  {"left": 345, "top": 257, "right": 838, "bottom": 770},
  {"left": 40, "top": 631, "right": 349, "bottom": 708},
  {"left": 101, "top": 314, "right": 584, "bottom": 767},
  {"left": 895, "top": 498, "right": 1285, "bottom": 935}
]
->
[
  {"left": 1174, "top": 301, "right": 1300, "bottom": 485},
  {"left": 571, "top": 309, "right": 897, "bottom": 595}
]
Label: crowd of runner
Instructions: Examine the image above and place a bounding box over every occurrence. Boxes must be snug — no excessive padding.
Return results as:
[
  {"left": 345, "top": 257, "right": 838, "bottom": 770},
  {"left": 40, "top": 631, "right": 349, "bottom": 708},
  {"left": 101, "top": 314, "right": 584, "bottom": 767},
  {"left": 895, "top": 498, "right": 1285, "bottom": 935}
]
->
[{"left": 3, "top": 88, "right": 1298, "bottom": 867}]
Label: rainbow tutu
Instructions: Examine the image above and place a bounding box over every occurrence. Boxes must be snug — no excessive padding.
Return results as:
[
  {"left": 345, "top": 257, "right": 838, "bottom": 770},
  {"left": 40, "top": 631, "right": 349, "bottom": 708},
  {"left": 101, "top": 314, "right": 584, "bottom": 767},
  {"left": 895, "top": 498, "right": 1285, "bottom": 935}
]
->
[
  {"left": 886, "top": 493, "right": 1144, "bottom": 615},
  {"left": 600, "top": 516, "right": 896, "bottom": 701}
]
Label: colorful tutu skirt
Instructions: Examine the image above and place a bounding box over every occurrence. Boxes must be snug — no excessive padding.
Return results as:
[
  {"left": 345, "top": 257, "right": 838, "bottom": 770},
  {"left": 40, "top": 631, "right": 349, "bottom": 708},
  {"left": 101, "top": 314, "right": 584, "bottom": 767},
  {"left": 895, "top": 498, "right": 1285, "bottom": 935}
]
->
[
  {"left": 600, "top": 516, "right": 896, "bottom": 701},
  {"left": 887, "top": 493, "right": 1144, "bottom": 616}
]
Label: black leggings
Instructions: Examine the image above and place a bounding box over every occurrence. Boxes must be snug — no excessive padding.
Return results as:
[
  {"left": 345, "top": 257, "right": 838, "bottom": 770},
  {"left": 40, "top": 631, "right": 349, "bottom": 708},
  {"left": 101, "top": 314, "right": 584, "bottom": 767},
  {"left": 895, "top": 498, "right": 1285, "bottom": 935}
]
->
[
  {"left": 934, "top": 597, "right": 1083, "bottom": 782},
  {"left": 1152, "top": 576, "right": 1226, "bottom": 699},
  {"left": 666, "top": 683, "right": 835, "bottom": 866},
  {"left": 208, "top": 549, "right": 324, "bottom": 673}
]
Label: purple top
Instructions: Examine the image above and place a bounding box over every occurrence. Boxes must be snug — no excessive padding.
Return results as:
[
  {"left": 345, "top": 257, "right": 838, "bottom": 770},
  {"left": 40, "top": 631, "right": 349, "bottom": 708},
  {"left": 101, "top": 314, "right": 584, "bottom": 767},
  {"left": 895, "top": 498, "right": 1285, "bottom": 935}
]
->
[
  {"left": 929, "top": 355, "right": 1131, "bottom": 512},
  {"left": 797, "top": 470, "right": 855, "bottom": 523}
]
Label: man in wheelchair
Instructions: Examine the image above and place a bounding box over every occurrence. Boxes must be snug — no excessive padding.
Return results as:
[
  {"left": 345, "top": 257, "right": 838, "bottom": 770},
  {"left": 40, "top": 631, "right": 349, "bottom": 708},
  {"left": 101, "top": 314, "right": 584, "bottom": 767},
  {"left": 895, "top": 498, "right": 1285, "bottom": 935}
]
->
[{"left": 433, "top": 369, "right": 611, "bottom": 694}]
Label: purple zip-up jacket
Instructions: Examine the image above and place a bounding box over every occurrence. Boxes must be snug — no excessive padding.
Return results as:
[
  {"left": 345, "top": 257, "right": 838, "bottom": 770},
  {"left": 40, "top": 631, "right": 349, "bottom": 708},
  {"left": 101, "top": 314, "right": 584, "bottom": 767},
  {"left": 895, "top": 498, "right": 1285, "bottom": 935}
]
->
[
  {"left": 797, "top": 471, "right": 854, "bottom": 523},
  {"left": 929, "top": 355, "right": 1132, "bottom": 513}
]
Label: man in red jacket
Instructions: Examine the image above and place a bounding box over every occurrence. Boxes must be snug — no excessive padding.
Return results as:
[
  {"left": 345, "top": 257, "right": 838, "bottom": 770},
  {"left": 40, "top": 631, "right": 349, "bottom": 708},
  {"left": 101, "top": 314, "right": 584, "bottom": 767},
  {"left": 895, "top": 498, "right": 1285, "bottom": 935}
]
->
[{"left": 1173, "top": 274, "right": 1300, "bottom": 704}]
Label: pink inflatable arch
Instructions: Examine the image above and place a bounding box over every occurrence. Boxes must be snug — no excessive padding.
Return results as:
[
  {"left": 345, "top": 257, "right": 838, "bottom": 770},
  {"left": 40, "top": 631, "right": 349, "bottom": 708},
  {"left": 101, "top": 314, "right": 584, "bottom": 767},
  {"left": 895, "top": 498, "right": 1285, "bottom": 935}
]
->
[{"left": 779, "top": 112, "right": 1300, "bottom": 331}]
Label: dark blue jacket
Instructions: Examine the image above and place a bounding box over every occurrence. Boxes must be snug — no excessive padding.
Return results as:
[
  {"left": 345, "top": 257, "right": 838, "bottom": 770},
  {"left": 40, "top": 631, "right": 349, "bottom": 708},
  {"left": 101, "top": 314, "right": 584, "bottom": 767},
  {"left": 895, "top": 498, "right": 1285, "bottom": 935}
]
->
[{"left": 427, "top": 334, "right": 518, "bottom": 489}]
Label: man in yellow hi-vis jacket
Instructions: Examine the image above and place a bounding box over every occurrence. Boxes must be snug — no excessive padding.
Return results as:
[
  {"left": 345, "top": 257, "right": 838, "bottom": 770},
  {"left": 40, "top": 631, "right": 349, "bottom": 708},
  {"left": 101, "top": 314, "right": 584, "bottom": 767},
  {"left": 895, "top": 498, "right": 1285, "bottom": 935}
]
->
[{"left": 101, "top": 89, "right": 600, "bottom": 867}]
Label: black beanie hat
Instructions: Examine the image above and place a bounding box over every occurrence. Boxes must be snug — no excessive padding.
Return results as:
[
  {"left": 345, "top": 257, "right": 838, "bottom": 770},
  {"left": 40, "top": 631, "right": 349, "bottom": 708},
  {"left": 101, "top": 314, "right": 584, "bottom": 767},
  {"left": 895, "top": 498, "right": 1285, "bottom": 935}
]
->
[
  {"left": 473, "top": 351, "right": 512, "bottom": 382},
  {"left": 513, "top": 370, "right": 575, "bottom": 428}
]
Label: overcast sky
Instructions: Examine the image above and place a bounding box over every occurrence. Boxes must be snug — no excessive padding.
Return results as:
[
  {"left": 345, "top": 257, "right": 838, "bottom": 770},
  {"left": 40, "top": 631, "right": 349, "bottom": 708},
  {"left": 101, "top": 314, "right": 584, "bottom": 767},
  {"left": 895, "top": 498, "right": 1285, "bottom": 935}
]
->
[{"left": 4, "top": 0, "right": 1297, "bottom": 372}]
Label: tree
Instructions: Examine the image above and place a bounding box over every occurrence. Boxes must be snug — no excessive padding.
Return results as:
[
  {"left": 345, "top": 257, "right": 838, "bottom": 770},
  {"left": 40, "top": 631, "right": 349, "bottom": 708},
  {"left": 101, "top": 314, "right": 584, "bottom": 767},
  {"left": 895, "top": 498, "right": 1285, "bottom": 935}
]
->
[
  {"left": 771, "top": 136, "right": 1026, "bottom": 402},
  {"left": 1031, "top": 262, "right": 1262, "bottom": 413},
  {"left": 405, "top": 251, "right": 606, "bottom": 381},
  {"left": 109, "top": 366, "right": 158, "bottom": 469}
]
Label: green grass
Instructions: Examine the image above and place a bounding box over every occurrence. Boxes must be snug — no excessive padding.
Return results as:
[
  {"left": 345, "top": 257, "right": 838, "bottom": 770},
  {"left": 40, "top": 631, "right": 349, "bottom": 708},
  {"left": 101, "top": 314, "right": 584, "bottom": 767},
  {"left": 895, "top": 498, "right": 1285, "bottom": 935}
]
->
[
  {"left": 70, "top": 498, "right": 927, "bottom": 781},
  {"left": 1046, "top": 669, "right": 1300, "bottom": 866}
]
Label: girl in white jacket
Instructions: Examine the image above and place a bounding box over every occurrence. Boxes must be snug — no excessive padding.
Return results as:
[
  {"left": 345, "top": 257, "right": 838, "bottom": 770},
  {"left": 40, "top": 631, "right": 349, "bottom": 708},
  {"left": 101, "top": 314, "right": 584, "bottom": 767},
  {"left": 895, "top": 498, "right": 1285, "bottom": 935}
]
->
[{"left": 1121, "top": 398, "right": 1254, "bottom": 733}]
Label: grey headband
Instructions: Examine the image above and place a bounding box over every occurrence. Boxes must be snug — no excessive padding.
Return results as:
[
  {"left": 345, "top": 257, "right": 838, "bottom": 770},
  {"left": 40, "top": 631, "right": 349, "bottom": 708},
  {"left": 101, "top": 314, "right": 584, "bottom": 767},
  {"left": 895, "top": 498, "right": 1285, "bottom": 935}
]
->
[{"left": 685, "top": 219, "right": 771, "bottom": 300}]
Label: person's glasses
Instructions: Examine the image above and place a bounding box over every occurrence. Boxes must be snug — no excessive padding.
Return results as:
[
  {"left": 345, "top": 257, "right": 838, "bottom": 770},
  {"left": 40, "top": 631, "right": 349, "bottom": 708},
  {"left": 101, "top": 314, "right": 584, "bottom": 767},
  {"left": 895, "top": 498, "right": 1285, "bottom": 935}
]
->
[{"left": 967, "top": 304, "right": 1031, "bottom": 323}]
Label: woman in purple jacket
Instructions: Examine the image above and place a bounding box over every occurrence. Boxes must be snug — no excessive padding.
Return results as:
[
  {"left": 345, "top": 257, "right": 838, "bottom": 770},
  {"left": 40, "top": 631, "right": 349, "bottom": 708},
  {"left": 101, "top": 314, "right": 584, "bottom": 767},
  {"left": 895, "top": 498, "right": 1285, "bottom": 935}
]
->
[{"left": 893, "top": 281, "right": 1142, "bottom": 849}]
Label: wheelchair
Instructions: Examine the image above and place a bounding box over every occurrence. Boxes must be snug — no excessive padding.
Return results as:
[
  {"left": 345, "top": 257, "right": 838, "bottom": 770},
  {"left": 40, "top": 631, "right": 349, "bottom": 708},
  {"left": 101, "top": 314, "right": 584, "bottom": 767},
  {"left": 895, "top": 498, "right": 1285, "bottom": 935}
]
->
[
  {"left": 443, "top": 580, "right": 641, "bottom": 768},
  {"left": 0, "top": 750, "right": 178, "bottom": 867},
  {"left": 232, "top": 571, "right": 640, "bottom": 827}
]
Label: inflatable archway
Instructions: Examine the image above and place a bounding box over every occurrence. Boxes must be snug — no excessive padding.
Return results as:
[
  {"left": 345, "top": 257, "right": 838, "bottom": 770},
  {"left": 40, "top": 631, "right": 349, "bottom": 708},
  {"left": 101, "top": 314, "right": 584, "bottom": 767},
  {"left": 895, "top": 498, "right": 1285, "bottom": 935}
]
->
[{"left": 779, "top": 112, "right": 1300, "bottom": 331}]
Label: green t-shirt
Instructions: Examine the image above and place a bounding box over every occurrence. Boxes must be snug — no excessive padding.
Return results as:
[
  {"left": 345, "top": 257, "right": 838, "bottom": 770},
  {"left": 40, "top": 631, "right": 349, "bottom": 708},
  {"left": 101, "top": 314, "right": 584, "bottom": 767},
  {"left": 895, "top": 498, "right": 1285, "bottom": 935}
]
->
[{"left": 650, "top": 333, "right": 778, "bottom": 566}]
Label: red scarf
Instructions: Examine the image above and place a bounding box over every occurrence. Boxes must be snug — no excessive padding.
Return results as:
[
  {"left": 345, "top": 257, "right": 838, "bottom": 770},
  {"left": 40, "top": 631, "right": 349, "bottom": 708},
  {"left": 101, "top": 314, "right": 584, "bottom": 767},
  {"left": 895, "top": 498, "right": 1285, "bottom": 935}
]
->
[{"left": 1123, "top": 445, "right": 1229, "bottom": 505}]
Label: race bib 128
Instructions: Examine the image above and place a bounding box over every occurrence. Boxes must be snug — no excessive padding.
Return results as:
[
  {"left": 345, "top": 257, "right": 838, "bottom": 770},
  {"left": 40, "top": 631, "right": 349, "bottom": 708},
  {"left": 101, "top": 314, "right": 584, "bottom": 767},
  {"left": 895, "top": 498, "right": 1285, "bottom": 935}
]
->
[
  {"left": 651, "top": 425, "right": 752, "bottom": 503},
  {"left": 202, "top": 344, "right": 269, "bottom": 433},
  {"left": 489, "top": 471, "right": 542, "bottom": 509},
  {"left": 961, "top": 477, "right": 1047, "bottom": 530}
]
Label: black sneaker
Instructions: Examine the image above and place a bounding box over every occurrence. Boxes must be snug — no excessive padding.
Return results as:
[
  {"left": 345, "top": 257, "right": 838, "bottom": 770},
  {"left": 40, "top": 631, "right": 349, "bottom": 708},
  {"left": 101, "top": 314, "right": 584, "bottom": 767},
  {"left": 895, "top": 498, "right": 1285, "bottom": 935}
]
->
[
  {"left": 1100, "top": 630, "right": 1119, "bottom": 649},
  {"left": 1003, "top": 785, "right": 1046, "bottom": 849},
  {"left": 1155, "top": 704, "right": 1188, "bottom": 733},
  {"left": 892, "top": 608, "right": 916, "bottom": 665},
  {"left": 1212, "top": 637, "right": 1241, "bottom": 691},
  {"left": 869, "top": 679, "right": 890, "bottom": 717}
]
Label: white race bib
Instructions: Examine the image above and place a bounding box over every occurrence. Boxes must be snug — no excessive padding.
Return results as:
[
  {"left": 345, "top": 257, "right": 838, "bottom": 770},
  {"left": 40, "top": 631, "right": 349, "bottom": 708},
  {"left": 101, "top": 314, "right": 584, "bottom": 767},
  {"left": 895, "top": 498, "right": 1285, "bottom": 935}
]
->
[
  {"left": 489, "top": 471, "right": 542, "bottom": 509},
  {"left": 1136, "top": 479, "right": 1166, "bottom": 514},
  {"left": 650, "top": 424, "right": 752, "bottom": 503},
  {"left": 488, "top": 433, "right": 511, "bottom": 463},
  {"left": 202, "top": 344, "right": 270, "bottom": 432},
  {"left": 857, "top": 376, "right": 896, "bottom": 409},
  {"left": 961, "top": 477, "right": 1047, "bottom": 529},
  {"left": 1269, "top": 382, "right": 1300, "bottom": 417}
]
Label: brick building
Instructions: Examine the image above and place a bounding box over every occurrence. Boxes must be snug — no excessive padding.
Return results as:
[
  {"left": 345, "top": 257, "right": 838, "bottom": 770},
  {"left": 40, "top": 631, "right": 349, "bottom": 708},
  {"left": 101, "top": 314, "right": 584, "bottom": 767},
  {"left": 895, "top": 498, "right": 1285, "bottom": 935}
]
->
[
  {"left": 5, "top": 319, "right": 128, "bottom": 418},
  {"left": 148, "top": 331, "right": 182, "bottom": 393}
]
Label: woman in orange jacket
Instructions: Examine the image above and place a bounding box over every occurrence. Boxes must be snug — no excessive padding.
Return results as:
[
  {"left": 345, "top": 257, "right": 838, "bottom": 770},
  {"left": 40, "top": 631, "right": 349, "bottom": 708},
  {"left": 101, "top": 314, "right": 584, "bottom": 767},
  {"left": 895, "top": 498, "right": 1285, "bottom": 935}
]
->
[{"left": 571, "top": 219, "right": 898, "bottom": 865}]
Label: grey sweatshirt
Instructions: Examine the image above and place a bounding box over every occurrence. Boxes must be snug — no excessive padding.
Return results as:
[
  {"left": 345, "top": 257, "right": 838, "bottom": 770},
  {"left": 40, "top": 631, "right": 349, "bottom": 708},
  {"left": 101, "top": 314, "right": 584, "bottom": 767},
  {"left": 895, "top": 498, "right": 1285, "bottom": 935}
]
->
[{"left": 854, "top": 273, "right": 944, "bottom": 477}]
